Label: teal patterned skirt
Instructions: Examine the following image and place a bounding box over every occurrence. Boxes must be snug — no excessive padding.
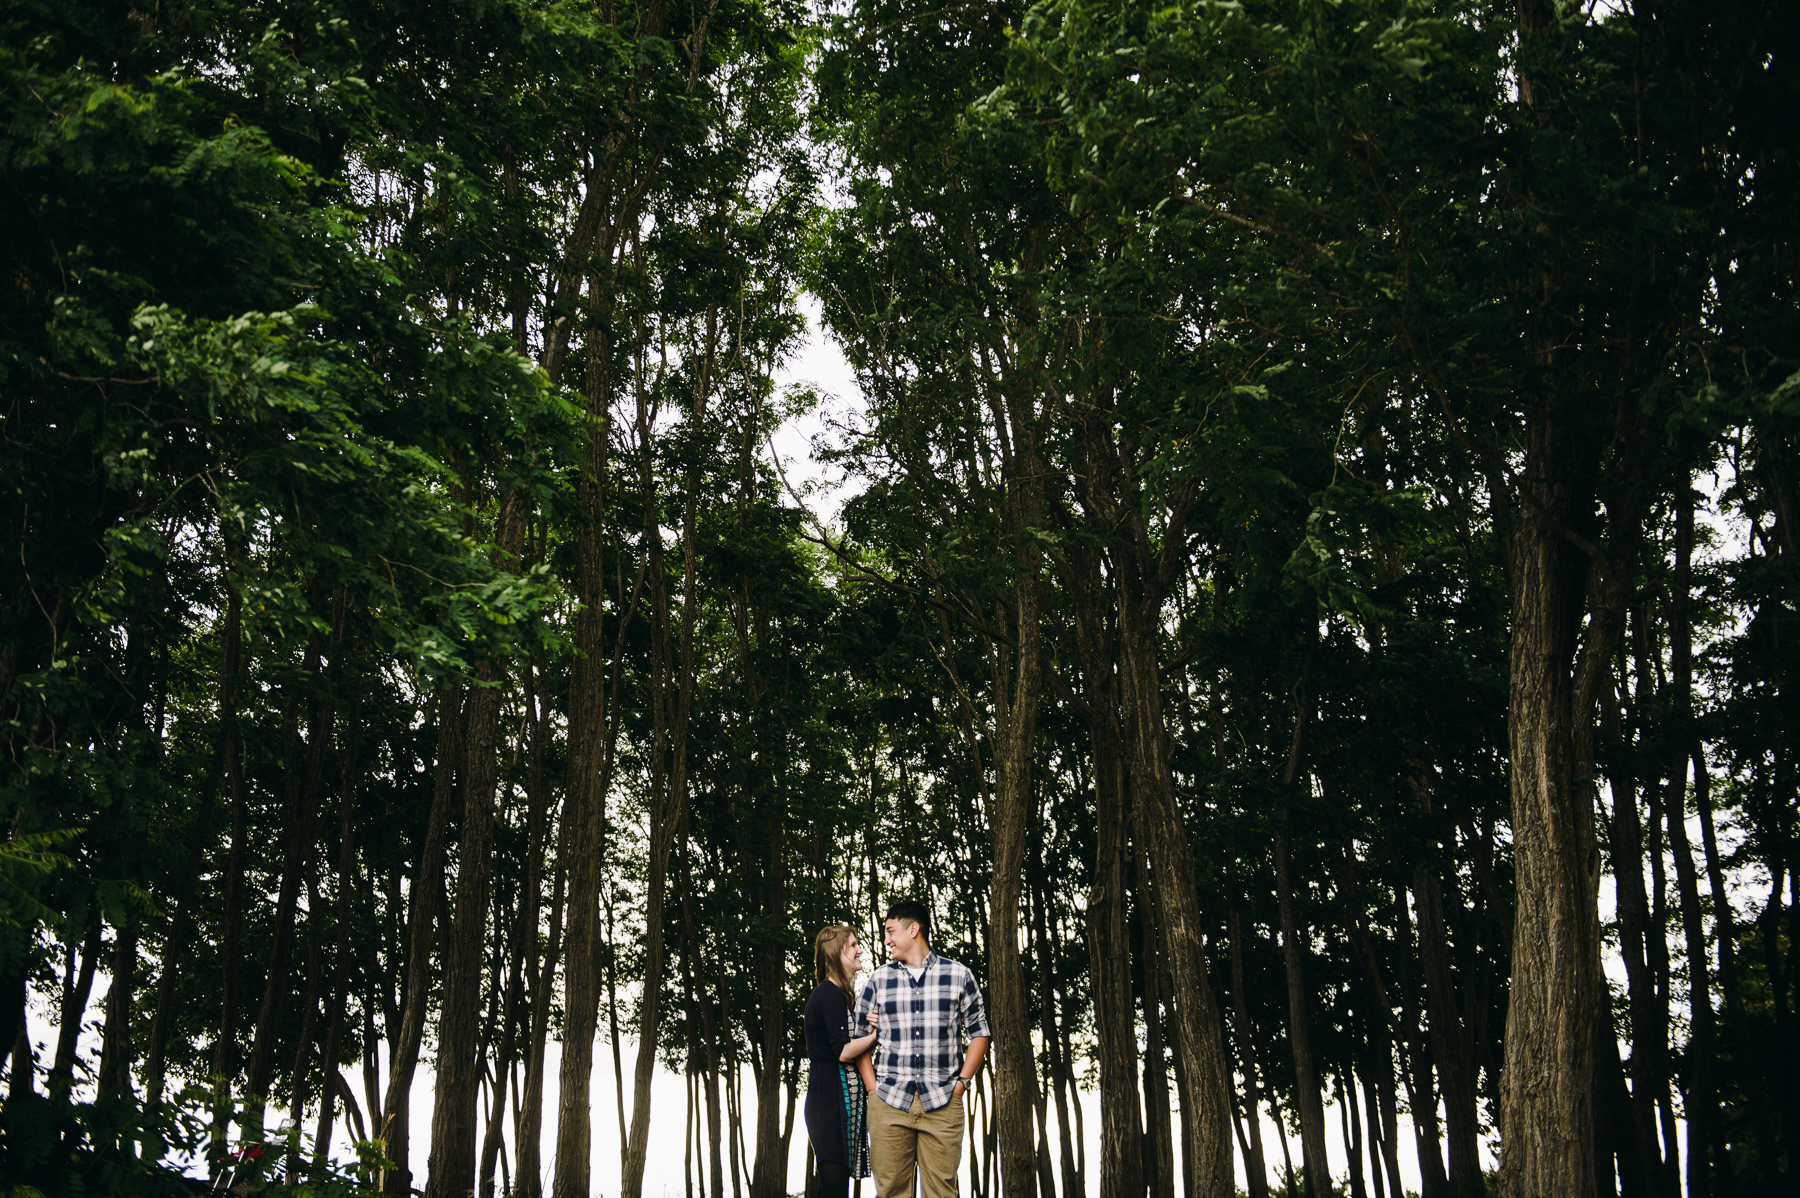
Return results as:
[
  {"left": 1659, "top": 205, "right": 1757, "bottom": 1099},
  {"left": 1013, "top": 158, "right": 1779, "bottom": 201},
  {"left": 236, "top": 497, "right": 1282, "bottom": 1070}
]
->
[{"left": 840, "top": 1061, "right": 870, "bottom": 1178}]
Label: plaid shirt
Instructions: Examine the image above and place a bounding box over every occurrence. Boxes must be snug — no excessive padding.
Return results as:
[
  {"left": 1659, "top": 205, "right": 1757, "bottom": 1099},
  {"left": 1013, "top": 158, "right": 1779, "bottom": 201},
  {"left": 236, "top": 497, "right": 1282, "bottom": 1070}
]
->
[{"left": 856, "top": 952, "right": 991, "bottom": 1113}]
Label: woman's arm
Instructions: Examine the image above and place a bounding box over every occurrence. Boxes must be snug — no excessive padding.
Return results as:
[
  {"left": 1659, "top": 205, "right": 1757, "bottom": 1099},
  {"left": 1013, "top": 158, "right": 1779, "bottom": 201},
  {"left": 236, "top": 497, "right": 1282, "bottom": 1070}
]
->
[
  {"left": 838, "top": 1028, "right": 877, "bottom": 1062},
  {"left": 840, "top": 1003, "right": 877, "bottom": 1061}
]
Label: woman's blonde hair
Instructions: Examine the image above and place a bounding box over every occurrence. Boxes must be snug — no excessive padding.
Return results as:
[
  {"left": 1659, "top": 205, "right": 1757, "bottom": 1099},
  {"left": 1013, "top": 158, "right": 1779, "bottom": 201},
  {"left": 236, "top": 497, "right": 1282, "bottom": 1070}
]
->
[{"left": 814, "top": 925, "right": 858, "bottom": 1001}]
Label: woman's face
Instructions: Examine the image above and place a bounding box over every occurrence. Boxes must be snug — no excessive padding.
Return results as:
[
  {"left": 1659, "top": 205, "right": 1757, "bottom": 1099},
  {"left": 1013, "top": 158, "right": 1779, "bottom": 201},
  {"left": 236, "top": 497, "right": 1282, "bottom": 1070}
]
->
[{"left": 839, "top": 933, "right": 863, "bottom": 976}]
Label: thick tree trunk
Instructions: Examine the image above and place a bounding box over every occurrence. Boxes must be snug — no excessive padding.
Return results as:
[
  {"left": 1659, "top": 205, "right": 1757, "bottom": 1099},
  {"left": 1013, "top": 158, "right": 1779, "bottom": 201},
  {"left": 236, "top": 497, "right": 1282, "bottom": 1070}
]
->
[
  {"left": 1118, "top": 571, "right": 1235, "bottom": 1198},
  {"left": 1495, "top": 442, "right": 1606, "bottom": 1198}
]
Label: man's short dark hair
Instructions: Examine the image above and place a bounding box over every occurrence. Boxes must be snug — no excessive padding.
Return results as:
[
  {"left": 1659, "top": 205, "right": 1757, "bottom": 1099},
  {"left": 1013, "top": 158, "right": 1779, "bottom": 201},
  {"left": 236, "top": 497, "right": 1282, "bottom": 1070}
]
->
[{"left": 886, "top": 900, "right": 931, "bottom": 938}]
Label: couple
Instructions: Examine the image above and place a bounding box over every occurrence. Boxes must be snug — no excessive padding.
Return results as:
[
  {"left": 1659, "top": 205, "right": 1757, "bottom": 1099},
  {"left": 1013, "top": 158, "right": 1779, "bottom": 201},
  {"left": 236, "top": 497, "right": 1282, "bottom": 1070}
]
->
[{"left": 804, "top": 901, "right": 991, "bottom": 1198}]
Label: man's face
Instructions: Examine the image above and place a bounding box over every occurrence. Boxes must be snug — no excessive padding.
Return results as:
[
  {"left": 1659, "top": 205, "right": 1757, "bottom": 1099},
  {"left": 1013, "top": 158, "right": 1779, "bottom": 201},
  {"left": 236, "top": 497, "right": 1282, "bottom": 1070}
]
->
[{"left": 883, "top": 917, "right": 918, "bottom": 958}]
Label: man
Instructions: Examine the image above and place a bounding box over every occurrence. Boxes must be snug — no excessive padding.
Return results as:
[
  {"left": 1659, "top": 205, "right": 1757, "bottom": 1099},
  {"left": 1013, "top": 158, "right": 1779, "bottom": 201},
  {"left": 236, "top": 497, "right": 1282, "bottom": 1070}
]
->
[{"left": 855, "top": 900, "right": 990, "bottom": 1198}]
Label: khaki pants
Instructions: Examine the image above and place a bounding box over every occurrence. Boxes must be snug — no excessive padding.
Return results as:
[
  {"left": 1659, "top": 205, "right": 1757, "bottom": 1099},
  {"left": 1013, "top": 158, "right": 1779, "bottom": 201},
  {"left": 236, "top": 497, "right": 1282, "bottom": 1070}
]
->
[{"left": 869, "top": 1092, "right": 964, "bottom": 1198}]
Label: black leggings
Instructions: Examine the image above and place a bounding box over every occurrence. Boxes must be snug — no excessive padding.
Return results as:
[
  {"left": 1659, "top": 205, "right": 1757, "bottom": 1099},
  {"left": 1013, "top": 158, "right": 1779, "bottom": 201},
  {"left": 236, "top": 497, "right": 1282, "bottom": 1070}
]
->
[{"left": 811, "top": 1159, "right": 849, "bottom": 1198}]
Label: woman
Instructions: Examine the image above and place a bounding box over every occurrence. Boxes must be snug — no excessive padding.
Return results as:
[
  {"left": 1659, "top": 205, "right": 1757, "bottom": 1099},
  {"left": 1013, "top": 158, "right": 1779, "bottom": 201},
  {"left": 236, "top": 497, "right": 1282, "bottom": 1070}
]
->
[{"left": 804, "top": 925, "right": 877, "bottom": 1198}]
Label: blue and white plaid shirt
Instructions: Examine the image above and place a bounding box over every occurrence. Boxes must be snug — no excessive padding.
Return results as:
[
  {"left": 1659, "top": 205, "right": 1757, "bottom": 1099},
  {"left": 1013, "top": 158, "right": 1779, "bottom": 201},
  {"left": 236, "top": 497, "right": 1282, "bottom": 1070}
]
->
[{"left": 856, "top": 951, "right": 991, "bottom": 1113}]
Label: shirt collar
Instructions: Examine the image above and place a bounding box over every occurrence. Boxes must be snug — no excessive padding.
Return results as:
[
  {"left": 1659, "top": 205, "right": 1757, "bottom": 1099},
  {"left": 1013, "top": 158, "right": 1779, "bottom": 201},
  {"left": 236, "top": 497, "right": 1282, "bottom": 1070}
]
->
[{"left": 906, "top": 951, "right": 938, "bottom": 975}]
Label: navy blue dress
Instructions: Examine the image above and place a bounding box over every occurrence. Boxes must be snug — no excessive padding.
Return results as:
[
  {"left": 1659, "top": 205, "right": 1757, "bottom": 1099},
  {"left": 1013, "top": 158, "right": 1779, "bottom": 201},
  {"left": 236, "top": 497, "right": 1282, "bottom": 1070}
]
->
[{"left": 803, "top": 982, "right": 869, "bottom": 1176}]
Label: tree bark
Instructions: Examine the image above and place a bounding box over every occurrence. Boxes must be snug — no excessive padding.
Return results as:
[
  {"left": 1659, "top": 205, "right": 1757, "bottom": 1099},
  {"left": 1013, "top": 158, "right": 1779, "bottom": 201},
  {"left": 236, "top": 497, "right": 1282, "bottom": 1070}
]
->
[{"left": 1495, "top": 431, "right": 1606, "bottom": 1198}]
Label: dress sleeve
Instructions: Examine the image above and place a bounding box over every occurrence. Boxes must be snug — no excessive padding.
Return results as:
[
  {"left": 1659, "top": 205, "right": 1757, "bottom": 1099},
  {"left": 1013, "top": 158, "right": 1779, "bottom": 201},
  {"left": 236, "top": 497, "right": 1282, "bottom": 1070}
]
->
[{"left": 821, "top": 985, "right": 853, "bottom": 1058}]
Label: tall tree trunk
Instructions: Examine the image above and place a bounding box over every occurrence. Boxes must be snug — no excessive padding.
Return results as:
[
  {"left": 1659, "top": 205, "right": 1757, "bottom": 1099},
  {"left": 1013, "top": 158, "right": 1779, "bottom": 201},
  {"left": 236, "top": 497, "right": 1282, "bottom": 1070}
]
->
[
  {"left": 380, "top": 685, "right": 463, "bottom": 1197},
  {"left": 619, "top": 334, "right": 701, "bottom": 1198},
  {"left": 1393, "top": 886, "right": 1448, "bottom": 1197},
  {"left": 51, "top": 910, "right": 102, "bottom": 1105},
  {"left": 1338, "top": 1074, "right": 1367, "bottom": 1198},
  {"left": 211, "top": 678, "right": 250, "bottom": 1175},
  {"left": 1075, "top": 385, "right": 1234, "bottom": 1198},
  {"left": 553, "top": 292, "right": 621, "bottom": 1198},
  {"left": 1032, "top": 878, "right": 1079, "bottom": 1198},
  {"left": 1068, "top": 545, "right": 1146, "bottom": 1198},
  {"left": 97, "top": 918, "right": 140, "bottom": 1109},
  {"left": 482, "top": 658, "right": 550, "bottom": 1198},
  {"left": 1270, "top": 621, "right": 1330, "bottom": 1198},
  {"left": 516, "top": 689, "right": 569, "bottom": 1198},
  {"left": 1694, "top": 744, "right": 1773, "bottom": 1172},
  {"left": 1494, "top": 427, "right": 1607, "bottom": 1198},
  {"left": 286, "top": 865, "right": 329, "bottom": 1181},
  {"left": 428, "top": 492, "right": 526, "bottom": 1198},
  {"left": 313, "top": 694, "right": 363, "bottom": 1172},
  {"left": 1133, "top": 828, "right": 1176, "bottom": 1198},
  {"left": 749, "top": 648, "right": 791, "bottom": 1198},
  {"left": 987, "top": 543, "right": 1045, "bottom": 1198},
  {"left": 1660, "top": 486, "right": 1715, "bottom": 1197},
  {"left": 1413, "top": 858, "right": 1482, "bottom": 1198},
  {"left": 1227, "top": 906, "right": 1271, "bottom": 1198},
  {"left": 679, "top": 836, "right": 728, "bottom": 1198}
]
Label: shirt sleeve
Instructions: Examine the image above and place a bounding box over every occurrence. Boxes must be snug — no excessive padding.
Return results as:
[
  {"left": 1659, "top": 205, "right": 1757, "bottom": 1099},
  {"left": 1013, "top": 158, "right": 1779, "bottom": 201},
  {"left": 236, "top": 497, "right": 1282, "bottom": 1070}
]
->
[
  {"left": 856, "top": 977, "right": 878, "bottom": 1033},
  {"left": 958, "top": 965, "right": 991, "bottom": 1040}
]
